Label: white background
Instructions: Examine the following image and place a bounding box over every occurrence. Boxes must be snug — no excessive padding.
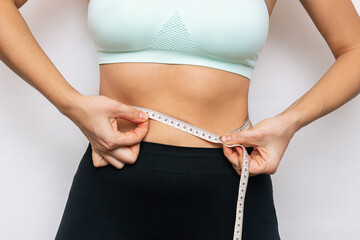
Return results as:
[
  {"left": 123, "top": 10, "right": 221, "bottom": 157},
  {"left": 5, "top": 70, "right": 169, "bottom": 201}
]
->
[{"left": 0, "top": 1, "right": 359, "bottom": 239}]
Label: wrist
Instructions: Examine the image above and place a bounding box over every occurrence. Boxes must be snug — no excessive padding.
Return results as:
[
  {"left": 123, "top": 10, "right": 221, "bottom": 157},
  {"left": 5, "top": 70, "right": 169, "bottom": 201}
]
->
[
  {"left": 56, "top": 90, "right": 84, "bottom": 118},
  {"left": 275, "top": 109, "right": 303, "bottom": 135}
]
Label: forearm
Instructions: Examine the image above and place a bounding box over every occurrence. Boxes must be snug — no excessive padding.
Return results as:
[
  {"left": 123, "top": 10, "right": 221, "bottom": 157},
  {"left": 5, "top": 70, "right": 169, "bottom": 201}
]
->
[
  {"left": 276, "top": 47, "right": 360, "bottom": 133},
  {"left": 0, "top": 0, "right": 82, "bottom": 116}
]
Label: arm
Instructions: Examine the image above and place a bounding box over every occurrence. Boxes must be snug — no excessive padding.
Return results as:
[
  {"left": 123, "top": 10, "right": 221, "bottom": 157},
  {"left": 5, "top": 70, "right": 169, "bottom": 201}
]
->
[
  {"left": 277, "top": 0, "right": 360, "bottom": 133},
  {"left": 221, "top": 0, "right": 360, "bottom": 176},
  {"left": 0, "top": 0, "right": 82, "bottom": 116},
  {"left": 13, "top": 0, "right": 27, "bottom": 8},
  {"left": 0, "top": 0, "right": 150, "bottom": 169}
]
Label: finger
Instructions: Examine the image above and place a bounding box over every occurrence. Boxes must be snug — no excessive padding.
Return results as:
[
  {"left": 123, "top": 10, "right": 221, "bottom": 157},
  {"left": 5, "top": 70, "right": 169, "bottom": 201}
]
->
[
  {"left": 234, "top": 146, "right": 262, "bottom": 176},
  {"left": 223, "top": 145, "right": 238, "bottom": 164},
  {"left": 221, "top": 129, "right": 262, "bottom": 148},
  {"left": 111, "top": 102, "right": 149, "bottom": 123},
  {"left": 92, "top": 150, "right": 110, "bottom": 167},
  {"left": 96, "top": 116, "right": 149, "bottom": 150},
  {"left": 248, "top": 148, "right": 268, "bottom": 176},
  {"left": 234, "top": 146, "right": 245, "bottom": 174},
  {"left": 109, "top": 143, "right": 140, "bottom": 164},
  {"left": 234, "top": 146, "right": 247, "bottom": 171},
  {"left": 103, "top": 154, "right": 126, "bottom": 170},
  {"left": 113, "top": 120, "right": 149, "bottom": 147},
  {"left": 223, "top": 145, "right": 242, "bottom": 174}
]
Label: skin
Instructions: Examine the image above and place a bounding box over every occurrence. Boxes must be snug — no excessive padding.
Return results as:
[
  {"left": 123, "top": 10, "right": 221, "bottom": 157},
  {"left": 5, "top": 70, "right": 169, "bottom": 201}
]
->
[{"left": 1, "top": 0, "right": 359, "bottom": 176}]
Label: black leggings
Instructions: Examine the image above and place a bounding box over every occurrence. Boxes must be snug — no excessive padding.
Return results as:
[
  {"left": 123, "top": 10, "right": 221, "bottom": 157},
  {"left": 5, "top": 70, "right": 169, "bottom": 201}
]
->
[{"left": 55, "top": 141, "right": 280, "bottom": 240}]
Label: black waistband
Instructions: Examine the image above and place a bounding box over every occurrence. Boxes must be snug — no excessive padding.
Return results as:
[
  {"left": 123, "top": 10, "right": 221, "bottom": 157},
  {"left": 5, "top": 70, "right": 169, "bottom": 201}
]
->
[
  {"left": 140, "top": 140, "right": 253, "bottom": 157},
  {"left": 122, "top": 140, "right": 255, "bottom": 175}
]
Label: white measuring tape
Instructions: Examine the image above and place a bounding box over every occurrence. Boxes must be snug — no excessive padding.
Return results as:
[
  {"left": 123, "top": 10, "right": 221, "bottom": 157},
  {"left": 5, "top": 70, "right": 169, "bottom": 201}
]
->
[{"left": 131, "top": 106, "right": 251, "bottom": 240}]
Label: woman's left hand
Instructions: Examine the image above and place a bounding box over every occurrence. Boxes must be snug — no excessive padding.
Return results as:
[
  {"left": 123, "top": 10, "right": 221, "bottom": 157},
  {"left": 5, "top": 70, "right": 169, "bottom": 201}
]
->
[{"left": 221, "top": 114, "right": 299, "bottom": 176}]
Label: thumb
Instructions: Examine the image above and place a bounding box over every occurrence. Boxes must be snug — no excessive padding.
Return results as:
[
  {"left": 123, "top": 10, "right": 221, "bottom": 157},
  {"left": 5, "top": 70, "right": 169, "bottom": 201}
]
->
[
  {"left": 111, "top": 103, "right": 149, "bottom": 123},
  {"left": 221, "top": 129, "right": 260, "bottom": 148}
]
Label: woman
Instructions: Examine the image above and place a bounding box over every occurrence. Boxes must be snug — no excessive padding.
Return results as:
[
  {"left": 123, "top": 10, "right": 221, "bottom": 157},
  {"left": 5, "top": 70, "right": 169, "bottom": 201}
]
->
[{"left": 1, "top": 0, "right": 359, "bottom": 239}]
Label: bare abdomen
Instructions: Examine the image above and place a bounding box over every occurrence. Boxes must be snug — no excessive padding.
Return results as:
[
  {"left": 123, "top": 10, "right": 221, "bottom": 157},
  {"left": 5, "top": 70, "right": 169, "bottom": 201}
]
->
[{"left": 98, "top": 62, "right": 253, "bottom": 148}]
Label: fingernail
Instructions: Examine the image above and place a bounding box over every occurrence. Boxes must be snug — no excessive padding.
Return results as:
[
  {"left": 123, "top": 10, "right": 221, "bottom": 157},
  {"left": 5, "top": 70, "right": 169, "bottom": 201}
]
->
[
  {"left": 221, "top": 135, "right": 231, "bottom": 142},
  {"left": 140, "top": 112, "right": 148, "bottom": 120}
]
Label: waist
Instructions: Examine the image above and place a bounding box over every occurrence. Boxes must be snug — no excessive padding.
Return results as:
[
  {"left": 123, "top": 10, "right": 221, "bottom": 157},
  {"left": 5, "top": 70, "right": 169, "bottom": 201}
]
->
[
  {"left": 130, "top": 141, "right": 254, "bottom": 175},
  {"left": 98, "top": 62, "right": 253, "bottom": 147}
]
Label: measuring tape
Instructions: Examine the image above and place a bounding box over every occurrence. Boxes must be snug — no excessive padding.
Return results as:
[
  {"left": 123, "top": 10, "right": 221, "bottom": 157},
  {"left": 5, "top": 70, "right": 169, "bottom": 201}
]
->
[{"left": 131, "top": 106, "right": 251, "bottom": 240}]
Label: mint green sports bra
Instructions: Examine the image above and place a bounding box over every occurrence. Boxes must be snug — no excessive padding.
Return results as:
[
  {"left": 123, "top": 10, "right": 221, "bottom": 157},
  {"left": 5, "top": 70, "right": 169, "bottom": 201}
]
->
[{"left": 87, "top": 0, "right": 269, "bottom": 80}]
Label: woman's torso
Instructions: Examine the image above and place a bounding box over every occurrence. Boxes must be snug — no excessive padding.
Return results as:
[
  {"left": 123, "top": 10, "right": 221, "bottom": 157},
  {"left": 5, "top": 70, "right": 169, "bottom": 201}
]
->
[
  {"left": 88, "top": 0, "right": 271, "bottom": 148},
  {"left": 99, "top": 63, "right": 251, "bottom": 148}
]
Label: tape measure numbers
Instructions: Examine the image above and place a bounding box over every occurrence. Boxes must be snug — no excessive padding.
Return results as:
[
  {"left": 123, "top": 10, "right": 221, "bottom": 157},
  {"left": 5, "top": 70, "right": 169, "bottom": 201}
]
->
[{"left": 131, "top": 106, "right": 251, "bottom": 240}]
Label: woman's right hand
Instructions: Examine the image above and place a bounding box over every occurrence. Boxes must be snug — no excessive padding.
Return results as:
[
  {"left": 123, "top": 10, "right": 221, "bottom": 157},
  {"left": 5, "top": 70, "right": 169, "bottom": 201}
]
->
[
  {"left": 1, "top": 0, "right": 150, "bottom": 169},
  {"left": 64, "top": 95, "right": 149, "bottom": 169}
]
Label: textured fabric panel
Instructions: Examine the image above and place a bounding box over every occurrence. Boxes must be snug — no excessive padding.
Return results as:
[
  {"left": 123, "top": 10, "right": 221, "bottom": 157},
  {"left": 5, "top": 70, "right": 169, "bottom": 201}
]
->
[{"left": 150, "top": 11, "right": 197, "bottom": 54}]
